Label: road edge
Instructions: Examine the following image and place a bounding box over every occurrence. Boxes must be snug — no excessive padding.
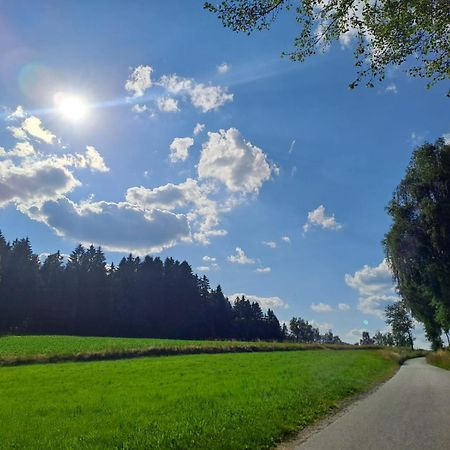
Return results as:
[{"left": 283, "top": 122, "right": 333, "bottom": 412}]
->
[{"left": 276, "top": 363, "right": 400, "bottom": 450}]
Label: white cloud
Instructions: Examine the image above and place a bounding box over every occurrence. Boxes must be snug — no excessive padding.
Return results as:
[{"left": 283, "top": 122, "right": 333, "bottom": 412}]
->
[
  {"left": 24, "top": 197, "right": 190, "bottom": 254},
  {"left": 169, "top": 137, "right": 194, "bottom": 163},
  {"left": 345, "top": 259, "right": 397, "bottom": 317},
  {"left": 0, "top": 159, "right": 80, "bottom": 208},
  {"left": 385, "top": 83, "right": 398, "bottom": 94},
  {"left": 158, "top": 74, "right": 233, "bottom": 112},
  {"left": 228, "top": 293, "right": 288, "bottom": 310},
  {"left": 303, "top": 205, "right": 342, "bottom": 233},
  {"left": 281, "top": 236, "right": 291, "bottom": 243},
  {"left": 132, "top": 104, "right": 148, "bottom": 113},
  {"left": 262, "top": 240, "right": 277, "bottom": 249},
  {"left": 311, "top": 302, "right": 334, "bottom": 313},
  {"left": 345, "top": 259, "right": 394, "bottom": 296},
  {"left": 125, "top": 65, "right": 153, "bottom": 98},
  {"left": 197, "top": 266, "right": 210, "bottom": 272},
  {"left": 6, "top": 105, "right": 25, "bottom": 121},
  {"left": 256, "top": 267, "right": 271, "bottom": 273},
  {"left": 126, "top": 178, "right": 226, "bottom": 244},
  {"left": 338, "top": 303, "right": 350, "bottom": 311},
  {"left": 442, "top": 133, "right": 450, "bottom": 145},
  {"left": 190, "top": 83, "right": 234, "bottom": 112},
  {"left": 198, "top": 128, "right": 277, "bottom": 193},
  {"left": 10, "top": 116, "right": 56, "bottom": 144},
  {"left": 310, "top": 320, "right": 333, "bottom": 333},
  {"left": 357, "top": 294, "right": 398, "bottom": 318},
  {"left": 203, "top": 256, "right": 216, "bottom": 262},
  {"left": 346, "top": 328, "right": 366, "bottom": 339},
  {"left": 217, "top": 63, "right": 230, "bottom": 74},
  {"left": 82, "top": 146, "right": 109, "bottom": 172},
  {"left": 193, "top": 123, "right": 205, "bottom": 135},
  {"left": 227, "top": 247, "right": 255, "bottom": 264},
  {"left": 0, "top": 142, "right": 36, "bottom": 158},
  {"left": 156, "top": 96, "right": 179, "bottom": 112}
]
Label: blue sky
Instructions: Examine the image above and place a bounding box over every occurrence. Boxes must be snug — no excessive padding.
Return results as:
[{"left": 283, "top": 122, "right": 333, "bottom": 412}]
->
[{"left": 0, "top": 1, "right": 448, "bottom": 346}]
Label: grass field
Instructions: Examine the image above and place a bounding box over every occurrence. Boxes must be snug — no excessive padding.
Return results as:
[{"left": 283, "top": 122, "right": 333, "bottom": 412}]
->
[
  {"left": 427, "top": 350, "right": 450, "bottom": 370},
  {"left": 0, "top": 335, "right": 374, "bottom": 365},
  {"left": 0, "top": 349, "right": 397, "bottom": 449}
]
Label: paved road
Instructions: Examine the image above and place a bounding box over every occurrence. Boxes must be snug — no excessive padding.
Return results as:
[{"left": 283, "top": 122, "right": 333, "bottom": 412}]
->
[{"left": 293, "top": 358, "right": 450, "bottom": 450}]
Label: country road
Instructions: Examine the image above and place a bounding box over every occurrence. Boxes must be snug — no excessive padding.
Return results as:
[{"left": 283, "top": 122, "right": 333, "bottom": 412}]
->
[{"left": 286, "top": 357, "right": 450, "bottom": 450}]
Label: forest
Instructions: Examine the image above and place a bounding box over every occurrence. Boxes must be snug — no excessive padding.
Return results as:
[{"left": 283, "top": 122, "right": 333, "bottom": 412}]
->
[{"left": 0, "top": 231, "right": 286, "bottom": 340}]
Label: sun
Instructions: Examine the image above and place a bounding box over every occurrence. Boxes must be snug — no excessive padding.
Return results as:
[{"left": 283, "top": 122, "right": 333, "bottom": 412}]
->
[{"left": 54, "top": 93, "right": 88, "bottom": 122}]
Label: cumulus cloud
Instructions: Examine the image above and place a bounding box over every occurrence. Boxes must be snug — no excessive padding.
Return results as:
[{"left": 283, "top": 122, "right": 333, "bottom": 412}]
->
[
  {"left": 227, "top": 247, "right": 255, "bottom": 264},
  {"left": 189, "top": 83, "right": 233, "bottom": 112},
  {"left": 10, "top": 116, "right": 56, "bottom": 144},
  {"left": 281, "top": 236, "right": 291, "bottom": 243},
  {"left": 442, "top": 133, "right": 450, "bottom": 145},
  {"left": 228, "top": 293, "right": 288, "bottom": 310},
  {"left": 6, "top": 105, "right": 25, "bottom": 121},
  {"left": 345, "top": 259, "right": 397, "bottom": 317},
  {"left": 338, "top": 303, "right": 350, "bottom": 311},
  {"left": 125, "top": 65, "right": 153, "bottom": 98},
  {"left": 303, "top": 205, "right": 342, "bottom": 233},
  {"left": 78, "top": 146, "right": 109, "bottom": 172},
  {"left": 0, "top": 142, "right": 36, "bottom": 158},
  {"left": 310, "top": 320, "right": 333, "bottom": 333},
  {"left": 217, "top": 63, "right": 230, "bottom": 74},
  {"left": 126, "top": 178, "right": 226, "bottom": 244},
  {"left": 0, "top": 159, "right": 80, "bottom": 208},
  {"left": 158, "top": 74, "right": 233, "bottom": 112},
  {"left": 169, "top": 137, "right": 194, "bottom": 163},
  {"left": 132, "top": 104, "right": 149, "bottom": 113},
  {"left": 203, "top": 256, "right": 216, "bottom": 262},
  {"left": 345, "top": 259, "right": 394, "bottom": 296},
  {"left": 193, "top": 123, "right": 205, "bottom": 135},
  {"left": 311, "top": 302, "right": 334, "bottom": 313},
  {"left": 262, "top": 240, "right": 277, "bottom": 249},
  {"left": 198, "top": 128, "right": 277, "bottom": 193},
  {"left": 196, "top": 266, "right": 210, "bottom": 272},
  {"left": 24, "top": 197, "right": 190, "bottom": 254},
  {"left": 256, "top": 267, "right": 271, "bottom": 273},
  {"left": 156, "top": 97, "right": 179, "bottom": 112}
]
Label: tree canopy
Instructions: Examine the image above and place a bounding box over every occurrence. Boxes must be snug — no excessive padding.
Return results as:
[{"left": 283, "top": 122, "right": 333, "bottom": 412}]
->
[
  {"left": 384, "top": 138, "right": 450, "bottom": 349},
  {"left": 204, "top": 0, "right": 450, "bottom": 91}
]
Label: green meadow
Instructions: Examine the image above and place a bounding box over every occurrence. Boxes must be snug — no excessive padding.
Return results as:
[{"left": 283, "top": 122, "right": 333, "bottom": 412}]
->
[
  {"left": 0, "top": 349, "right": 397, "bottom": 449},
  {"left": 0, "top": 335, "right": 372, "bottom": 365}
]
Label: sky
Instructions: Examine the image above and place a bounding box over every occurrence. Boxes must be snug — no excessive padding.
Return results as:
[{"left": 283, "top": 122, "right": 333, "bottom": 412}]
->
[{"left": 0, "top": 1, "right": 448, "bottom": 347}]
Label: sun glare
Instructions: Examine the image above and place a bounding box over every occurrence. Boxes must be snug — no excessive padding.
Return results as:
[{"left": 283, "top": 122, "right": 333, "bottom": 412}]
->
[{"left": 54, "top": 93, "right": 88, "bottom": 122}]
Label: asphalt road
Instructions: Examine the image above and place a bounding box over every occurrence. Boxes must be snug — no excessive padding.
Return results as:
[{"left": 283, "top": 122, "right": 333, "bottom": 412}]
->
[{"left": 293, "top": 357, "right": 450, "bottom": 450}]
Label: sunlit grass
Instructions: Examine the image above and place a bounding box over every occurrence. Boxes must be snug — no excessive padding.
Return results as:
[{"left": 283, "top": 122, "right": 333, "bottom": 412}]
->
[
  {"left": 0, "top": 350, "right": 396, "bottom": 449},
  {"left": 427, "top": 349, "right": 450, "bottom": 370},
  {"left": 0, "top": 335, "right": 377, "bottom": 365}
]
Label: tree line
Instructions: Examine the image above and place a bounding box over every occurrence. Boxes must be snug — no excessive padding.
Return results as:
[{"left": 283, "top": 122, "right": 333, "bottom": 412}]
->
[
  {"left": 0, "top": 232, "right": 348, "bottom": 343},
  {"left": 0, "top": 233, "right": 282, "bottom": 340}
]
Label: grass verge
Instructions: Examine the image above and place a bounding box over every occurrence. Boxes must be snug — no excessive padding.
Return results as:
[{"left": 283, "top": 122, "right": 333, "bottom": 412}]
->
[
  {"left": 0, "top": 350, "right": 396, "bottom": 449},
  {"left": 426, "top": 349, "right": 450, "bottom": 370},
  {"left": 0, "top": 335, "right": 380, "bottom": 366}
]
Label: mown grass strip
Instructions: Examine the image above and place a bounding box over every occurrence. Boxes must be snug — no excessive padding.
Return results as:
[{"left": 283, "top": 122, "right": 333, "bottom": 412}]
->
[
  {"left": 0, "top": 350, "right": 397, "bottom": 450},
  {"left": 0, "top": 335, "right": 382, "bottom": 366},
  {"left": 426, "top": 350, "right": 450, "bottom": 370}
]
